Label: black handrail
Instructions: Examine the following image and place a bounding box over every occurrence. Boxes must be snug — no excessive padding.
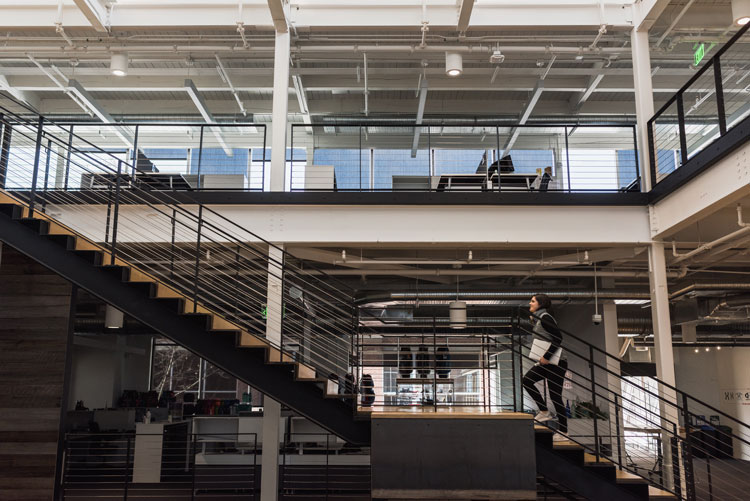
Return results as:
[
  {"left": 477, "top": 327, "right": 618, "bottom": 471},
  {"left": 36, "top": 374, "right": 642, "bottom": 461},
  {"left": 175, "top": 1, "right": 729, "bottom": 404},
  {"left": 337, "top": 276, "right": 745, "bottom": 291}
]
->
[
  {"left": 0, "top": 100, "right": 361, "bottom": 378},
  {"left": 520, "top": 307, "right": 750, "bottom": 435}
]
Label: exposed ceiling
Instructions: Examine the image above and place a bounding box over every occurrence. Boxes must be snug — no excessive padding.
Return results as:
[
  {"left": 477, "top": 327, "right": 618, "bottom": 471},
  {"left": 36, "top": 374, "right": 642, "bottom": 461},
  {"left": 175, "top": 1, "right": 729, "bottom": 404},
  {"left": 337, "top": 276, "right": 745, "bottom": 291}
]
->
[{"left": 0, "top": 0, "right": 746, "bottom": 122}]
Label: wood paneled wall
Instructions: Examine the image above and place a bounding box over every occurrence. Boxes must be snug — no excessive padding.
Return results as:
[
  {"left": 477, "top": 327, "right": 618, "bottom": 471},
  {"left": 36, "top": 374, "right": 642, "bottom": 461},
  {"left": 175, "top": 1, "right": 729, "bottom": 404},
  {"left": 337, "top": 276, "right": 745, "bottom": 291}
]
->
[{"left": 0, "top": 244, "right": 73, "bottom": 500}]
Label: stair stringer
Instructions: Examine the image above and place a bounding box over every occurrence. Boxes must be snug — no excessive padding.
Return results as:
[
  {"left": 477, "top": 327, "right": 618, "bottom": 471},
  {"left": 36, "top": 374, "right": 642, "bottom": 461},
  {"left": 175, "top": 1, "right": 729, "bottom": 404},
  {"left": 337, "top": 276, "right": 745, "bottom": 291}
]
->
[
  {"left": 0, "top": 210, "right": 371, "bottom": 445},
  {"left": 535, "top": 444, "right": 645, "bottom": 501}
]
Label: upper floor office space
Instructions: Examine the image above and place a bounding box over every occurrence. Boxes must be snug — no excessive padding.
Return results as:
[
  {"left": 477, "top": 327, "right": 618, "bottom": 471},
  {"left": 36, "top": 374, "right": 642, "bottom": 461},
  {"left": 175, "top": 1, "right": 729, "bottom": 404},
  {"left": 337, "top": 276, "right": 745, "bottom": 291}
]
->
[{"left": 0, "top": 1, "right": 748, "bottom": 207}]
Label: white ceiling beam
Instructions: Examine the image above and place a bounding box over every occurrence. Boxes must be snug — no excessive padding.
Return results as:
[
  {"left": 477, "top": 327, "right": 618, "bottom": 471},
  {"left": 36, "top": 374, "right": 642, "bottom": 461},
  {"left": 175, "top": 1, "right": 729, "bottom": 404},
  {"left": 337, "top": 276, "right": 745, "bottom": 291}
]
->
[
  {"left": 503, "top": 79, "right": 544, "bottom": 152},
  {"left": 410, "top": 78, "right": 429, "bottom": 158},
  {"left": 267, "top": 0, "right": 288, "bottom": 33},
  {"left": 654, "top": 0, "right": 697, "bottom": 47},
  {"left": 184, "top": 79, "right": 233, "bottom": 156},
  {"left": 571, "top": 62, "right": 605, "bottom": 111},
  {"left": 0, "top": 1, "right": 633, "bottom": 28},
  {"left": 291, "top": 74, "right": 311, "bottom": 125},
  {"left": 67, "top": 79, "right": 133, "bottom": 147},
  {"left": 457, "top": 0, "right": 475, "bottom": 33},
  {"left": 72, "top": 0, "right": 109, "bottom": 33},
  {"left": 632, "top": 0, "right": 672, "bottom": 32},
  {"left": 0, "top": 73, "right": 39, "bottom": 111}
]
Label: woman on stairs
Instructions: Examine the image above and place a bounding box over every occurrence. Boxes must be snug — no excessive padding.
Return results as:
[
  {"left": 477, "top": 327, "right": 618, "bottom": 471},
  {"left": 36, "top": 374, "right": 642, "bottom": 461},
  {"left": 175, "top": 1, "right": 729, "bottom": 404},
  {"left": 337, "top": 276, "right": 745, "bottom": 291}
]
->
[{"left": 522, "top": 294, "right": 568, "bottom": 443}]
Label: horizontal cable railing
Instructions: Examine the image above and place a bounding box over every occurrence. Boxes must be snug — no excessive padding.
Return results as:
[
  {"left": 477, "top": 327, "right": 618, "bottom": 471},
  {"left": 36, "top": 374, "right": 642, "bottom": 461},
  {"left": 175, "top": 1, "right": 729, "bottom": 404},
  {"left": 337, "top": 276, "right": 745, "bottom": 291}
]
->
[
  {"left": 512, "top": 308, "right": 750, "bottom": 500},
  {"left": 0, "top": 100, "right": 362, "bottom": 387},
  {"left": 61, "top": 429, "right": 371, "bottom": 500},
  {"left": 648, "top": 22, "right": 750, "bottom": 186},
  {"left": 291, "top": 123, "right": 641, "bottom": 194}
]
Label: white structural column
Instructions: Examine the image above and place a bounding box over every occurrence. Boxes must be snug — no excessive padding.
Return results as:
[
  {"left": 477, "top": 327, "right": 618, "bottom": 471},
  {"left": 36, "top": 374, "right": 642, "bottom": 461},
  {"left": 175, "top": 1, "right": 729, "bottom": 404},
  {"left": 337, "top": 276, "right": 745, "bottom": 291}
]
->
[
  {"left": 630, "top": 28, "right": 656, "bottom": 191},
  {"left": 602, "top": 301, "right": 625, "bottom": 466},
  {"left": 270, "top": 31, "right": 291, "bottom": 192},
  {"left": 648, "top": 240, "right": 678, "bottom": 487},
  {"left": 261, "top": 244, "right": 285, "bottom": 501}
]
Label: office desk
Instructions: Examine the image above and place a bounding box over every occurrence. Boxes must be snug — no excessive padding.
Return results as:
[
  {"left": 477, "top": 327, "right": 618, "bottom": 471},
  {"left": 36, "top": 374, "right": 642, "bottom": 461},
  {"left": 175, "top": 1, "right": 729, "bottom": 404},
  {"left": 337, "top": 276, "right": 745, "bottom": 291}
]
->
[
  {"left": 489, "top": 173, "right": 537, "bottom": 191},
  {"left": 433, "top": 173, "right": 487, "bottom": 192}
]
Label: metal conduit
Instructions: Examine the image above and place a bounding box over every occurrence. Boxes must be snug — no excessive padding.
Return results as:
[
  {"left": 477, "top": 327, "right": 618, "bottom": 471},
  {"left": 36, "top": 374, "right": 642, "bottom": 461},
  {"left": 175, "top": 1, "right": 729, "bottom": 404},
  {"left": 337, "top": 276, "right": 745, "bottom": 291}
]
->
[{"left": 388, "top": 290, "right": 651, "bottom": 300}]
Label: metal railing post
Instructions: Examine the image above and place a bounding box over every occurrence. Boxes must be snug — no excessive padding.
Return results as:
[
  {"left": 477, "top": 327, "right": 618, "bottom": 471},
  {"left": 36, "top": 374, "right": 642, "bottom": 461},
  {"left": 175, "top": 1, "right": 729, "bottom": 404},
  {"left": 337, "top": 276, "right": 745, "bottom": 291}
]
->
[
  {"left": 589, "top": 345, "right": 601, "bottom": 460},
  {"left": 325, "top": 434, "right": 330, "bottom": 501},
  {"left": 63, "top": 126, "right": 73, "bottom": 190},
  {"left": 279, "top": 251, "right": 286, "bottom": 354},
  {"left": 713, "top": 58, "right": 727, "bottom": 136},
  {"left": 564, "top": 126, "right": 572, "bottom": 193},
  {"left": 130, "top": 124, "right": 140, "bottom": 178},
  {"left": 681, "top": 393, "right": 697, "bottom": 501},
  {"left": 28, "top": 116, "right": 44, "bottom": 217},
  {"left": 631, "top": 125, "right": 641, "bottom": 191},
  {"left": 676, "top": 94, "right": 689, "bottom": 166},
  {"left": 169, "top": 209, "right": 177, "bottom": 279},
  {"left": 671, "top": 422, "right": 681, "bottom": 499},
  {"left": 511, "top": 324, "right": 518, "bottom": 412},
  {"left": 190, "top": 434, "right": 196, "bottom": 501},
  {"left": 0, "top": 116, "right": 11, "bottom": 189},
  {"left": 123, "top": 436, "right": 131, "bottom": 500},
  {"left": 42, "top": 139, "right": 51, "bottom": 213},
  {"left": 193, "top": 205, "right": 204, "bottom": 313},
  {"left": 110, "top": 160, "right": 123, "bottom": 265},
  {"left": 196, "top": 126, "right": 204, "bottom": 191},
  {"left": 614, "top": 394, "right": 622, "bottom": 468}
]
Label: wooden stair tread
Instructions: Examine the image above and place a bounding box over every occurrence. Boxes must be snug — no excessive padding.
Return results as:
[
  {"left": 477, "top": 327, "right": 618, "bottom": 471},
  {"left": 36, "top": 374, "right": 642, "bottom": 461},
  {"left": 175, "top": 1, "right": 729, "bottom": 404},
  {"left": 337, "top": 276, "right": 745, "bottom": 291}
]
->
[
  {"left": 648, "top": 486, "right": 676, "bottom": 499},
  {"left": 583, "top": 452, "right": 613, "bottom": 464},
  {"left": 534, "top": 425, "right": 553, "bottom": 433},
  {"left": 552, "top": 440, "right": 583, "bottom": 450},
  {"left": 296, "top": 363, "right": 316, "bottom": 380},
  {"left": 615, "top": 469, "right": 646, "bottom": 484}
]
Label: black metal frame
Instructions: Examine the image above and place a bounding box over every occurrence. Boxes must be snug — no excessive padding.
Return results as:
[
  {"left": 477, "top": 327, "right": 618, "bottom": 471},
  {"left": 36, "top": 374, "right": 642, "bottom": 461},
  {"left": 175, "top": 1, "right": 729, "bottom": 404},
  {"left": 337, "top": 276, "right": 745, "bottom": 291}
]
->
[
  {"left": 0, "top": 213, "right": 370, "bottom": 444},
  {"left": 647, "top": 22, "right": 749, "bottom": 190},
  {"left": 290, "top": 121, "right": 641, "bottom": 195}
]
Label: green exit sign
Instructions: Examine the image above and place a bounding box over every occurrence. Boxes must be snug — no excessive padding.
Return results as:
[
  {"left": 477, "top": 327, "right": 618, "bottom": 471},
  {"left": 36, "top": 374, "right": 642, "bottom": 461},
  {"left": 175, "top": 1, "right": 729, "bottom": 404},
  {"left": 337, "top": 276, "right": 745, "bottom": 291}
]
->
[{"left": 694, "top": 43, "right": 706, "bottom": 66}]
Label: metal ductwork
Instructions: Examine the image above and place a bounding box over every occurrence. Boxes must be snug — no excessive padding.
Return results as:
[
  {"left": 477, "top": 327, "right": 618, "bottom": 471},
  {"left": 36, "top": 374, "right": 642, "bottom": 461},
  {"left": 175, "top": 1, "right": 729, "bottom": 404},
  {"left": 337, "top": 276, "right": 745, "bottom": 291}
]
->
[{"left": 387, "top": 290, "right": 650, "bottom": 301}]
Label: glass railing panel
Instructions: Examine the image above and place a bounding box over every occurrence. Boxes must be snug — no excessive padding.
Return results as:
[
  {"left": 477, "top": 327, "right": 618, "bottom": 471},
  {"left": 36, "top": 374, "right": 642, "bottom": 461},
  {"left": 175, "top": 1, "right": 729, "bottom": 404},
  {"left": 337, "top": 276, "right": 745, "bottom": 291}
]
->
[
  {"left": 650, "top": 99, "right": 682, "bottom": 184},
  {"left": 682, "top": 61, "right": 722, "bottom": 161}
]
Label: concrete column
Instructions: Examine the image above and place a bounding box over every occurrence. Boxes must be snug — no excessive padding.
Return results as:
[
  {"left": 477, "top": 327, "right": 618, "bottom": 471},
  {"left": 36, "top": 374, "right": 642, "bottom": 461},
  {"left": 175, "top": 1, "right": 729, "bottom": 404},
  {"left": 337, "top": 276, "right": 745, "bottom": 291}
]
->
[
  {"left": 631, "top": 28, "right": 655, "bottom": 191},
  {"left": 270, "top": 31, "right": 290, "bottom": 192},
  {"left": 648, "top": 240, "right": 678, "bottom": 487},
  {"left": 261, "top": 244, "right": 285, "bottom": 501}
]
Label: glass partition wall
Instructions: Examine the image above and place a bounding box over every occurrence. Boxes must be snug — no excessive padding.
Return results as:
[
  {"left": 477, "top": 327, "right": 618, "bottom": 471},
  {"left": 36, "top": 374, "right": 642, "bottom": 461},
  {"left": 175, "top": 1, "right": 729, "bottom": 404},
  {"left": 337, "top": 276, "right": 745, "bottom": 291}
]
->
[{"left": 291, "top": 123, "right": 639, "bottom": 193}]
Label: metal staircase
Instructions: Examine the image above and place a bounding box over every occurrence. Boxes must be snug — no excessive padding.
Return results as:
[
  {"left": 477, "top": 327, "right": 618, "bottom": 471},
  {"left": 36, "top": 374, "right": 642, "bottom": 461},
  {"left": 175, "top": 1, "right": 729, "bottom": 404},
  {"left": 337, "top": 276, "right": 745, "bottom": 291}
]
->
[{"left": 2, "top": 98, "right": 749, "bottom": 500}]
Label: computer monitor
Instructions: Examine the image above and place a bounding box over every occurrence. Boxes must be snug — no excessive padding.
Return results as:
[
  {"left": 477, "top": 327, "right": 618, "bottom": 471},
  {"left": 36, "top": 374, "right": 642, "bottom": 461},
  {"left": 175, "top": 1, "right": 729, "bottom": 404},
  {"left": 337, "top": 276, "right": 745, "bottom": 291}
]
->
[{"left": 498, "top": 155, "right": 515, "bottom": 173}]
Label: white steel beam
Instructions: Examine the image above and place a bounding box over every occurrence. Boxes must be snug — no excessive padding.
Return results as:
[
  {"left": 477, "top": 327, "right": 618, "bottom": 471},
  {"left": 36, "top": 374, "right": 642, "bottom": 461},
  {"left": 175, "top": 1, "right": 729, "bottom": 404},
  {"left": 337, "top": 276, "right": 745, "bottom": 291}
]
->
[
  {"left": 631, "top": 28, "right": 655, "bottom": 190},
  {"left": 72, "top": 0, "right": 109, "bottom": 32},
  {"left": 291, "top": 74, "right": 311, "bottom": 125},
  {"left": 650, "top": 141, "right": 750, "bottom": 239},
  {"left": 571, "top": 62, "right": 605, "bottom": 111},
  {"left": 68, "top": 79, "right": 133, "bottom": 147},
  {"left": 0, "top": 73, "right": 39, "bottom": 111},
  {"left": 270, "top": 30, "right": 291, "bottom": 192},
  {"left": 654, "top": 0, "right": 696, "bottom": 47},
  {"left": 267, "top": 0, "right": 288, "bottom": 33},
  {"left": 632, "top": 0, "right": 672, "bottom": 32},
  {"left": 503, "top": 79, "right": 544, "bottom": 152},
  {"left": 0, "top": 1, "right": 634, "bottom": 29},
  {"left": 457, "top": 0, "right": 475, "bottom": 33},
  {"left": 184, "top": 79, "right": 233, "bottom": 156},
  {"left": 410, "top": 78, "right": 428, "bottom": 158}
]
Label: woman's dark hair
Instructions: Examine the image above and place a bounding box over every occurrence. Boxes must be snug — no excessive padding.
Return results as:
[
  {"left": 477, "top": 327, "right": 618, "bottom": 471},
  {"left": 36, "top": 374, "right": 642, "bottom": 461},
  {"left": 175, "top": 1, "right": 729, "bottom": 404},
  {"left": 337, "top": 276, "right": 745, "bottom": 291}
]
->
[{"left": 533, "top": 293, "right": 553, "bottom": 312}]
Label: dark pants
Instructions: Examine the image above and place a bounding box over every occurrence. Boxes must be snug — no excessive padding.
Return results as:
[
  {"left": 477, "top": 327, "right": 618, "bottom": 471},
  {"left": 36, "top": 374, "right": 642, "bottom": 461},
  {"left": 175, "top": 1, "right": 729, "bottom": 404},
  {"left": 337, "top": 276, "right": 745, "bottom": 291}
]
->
[{"left": 523, "top": 360, "right": 568, "bottom": 433}]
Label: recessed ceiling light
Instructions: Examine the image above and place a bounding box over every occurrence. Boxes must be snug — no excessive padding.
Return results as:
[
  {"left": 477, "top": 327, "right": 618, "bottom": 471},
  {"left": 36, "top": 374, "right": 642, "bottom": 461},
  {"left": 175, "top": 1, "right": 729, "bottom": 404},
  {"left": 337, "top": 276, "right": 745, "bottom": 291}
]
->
[{"left": 732, "top": 0, "right": 750, "bottom": 25}]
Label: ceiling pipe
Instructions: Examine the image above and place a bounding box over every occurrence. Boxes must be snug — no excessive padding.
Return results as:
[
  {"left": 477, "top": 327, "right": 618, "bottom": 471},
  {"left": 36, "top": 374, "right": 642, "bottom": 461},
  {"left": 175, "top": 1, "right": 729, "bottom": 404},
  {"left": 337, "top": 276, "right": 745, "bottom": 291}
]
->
[
  {"left": 389, "top": 290, "right": 651, "bottom": 300},
  {"left": 672, "top": 205, "right": 750, "bottom": 263},
  {"left": 333, "top": 259, "right": 585, "bottom": 266},
  {"left": 670, "top": 283, "right": 750, "bottom": 300},
  {"left": 318, "top": 269, "right": 671, "bottom": 278},
  {"left": 655, "top": 0, "right": 698, "bottom": 48}
]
